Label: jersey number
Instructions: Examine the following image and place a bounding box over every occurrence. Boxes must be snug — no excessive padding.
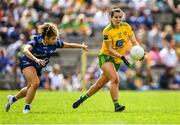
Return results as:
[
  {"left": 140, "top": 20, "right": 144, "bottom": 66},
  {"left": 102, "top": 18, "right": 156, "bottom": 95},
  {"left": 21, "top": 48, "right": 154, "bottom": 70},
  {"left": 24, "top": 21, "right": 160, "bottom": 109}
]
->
[{"left": 116, "top": 39, "right": 124, "bottom": 48}]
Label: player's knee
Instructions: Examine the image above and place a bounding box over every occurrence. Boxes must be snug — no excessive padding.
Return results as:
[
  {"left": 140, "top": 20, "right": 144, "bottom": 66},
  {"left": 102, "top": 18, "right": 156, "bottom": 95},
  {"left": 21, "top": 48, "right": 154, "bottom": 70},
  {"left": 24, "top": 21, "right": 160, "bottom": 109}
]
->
[
  {"left": 31, "top": 83, "right": 39, "bottom": 90},
  {"left": 110, "top": 77, "right": 119, "bottom": 85},
  {"left": 30, "top": 79, "right": 40, "bottom": 90},
  {"left": 27, "top": 83, "right": 31, "bottom": 89}
]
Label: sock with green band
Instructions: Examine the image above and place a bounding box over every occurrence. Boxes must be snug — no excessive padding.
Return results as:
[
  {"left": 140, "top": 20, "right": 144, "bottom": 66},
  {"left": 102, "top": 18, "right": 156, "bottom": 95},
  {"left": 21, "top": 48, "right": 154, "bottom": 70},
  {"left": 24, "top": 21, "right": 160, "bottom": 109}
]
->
[
  {"left": 80, "top": 93, "right": 90, "bottom": 102},
  {"left": 113, "top": 100, "right": 119, "bottom": 107}
]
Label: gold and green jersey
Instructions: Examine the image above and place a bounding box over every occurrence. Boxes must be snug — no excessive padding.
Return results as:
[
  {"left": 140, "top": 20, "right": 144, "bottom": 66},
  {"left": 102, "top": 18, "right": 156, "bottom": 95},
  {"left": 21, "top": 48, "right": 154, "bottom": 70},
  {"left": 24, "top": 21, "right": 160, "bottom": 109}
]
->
[{"left": 99, "top": 22, "right": 134, "bottom": 63}]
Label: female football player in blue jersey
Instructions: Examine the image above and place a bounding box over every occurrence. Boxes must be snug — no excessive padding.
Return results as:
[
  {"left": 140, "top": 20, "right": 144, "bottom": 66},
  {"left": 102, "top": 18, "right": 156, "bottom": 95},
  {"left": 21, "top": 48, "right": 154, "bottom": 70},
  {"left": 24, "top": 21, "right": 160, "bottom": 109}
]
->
[{"left": 5, "top": 22, "right": 88, "bottom": 113}]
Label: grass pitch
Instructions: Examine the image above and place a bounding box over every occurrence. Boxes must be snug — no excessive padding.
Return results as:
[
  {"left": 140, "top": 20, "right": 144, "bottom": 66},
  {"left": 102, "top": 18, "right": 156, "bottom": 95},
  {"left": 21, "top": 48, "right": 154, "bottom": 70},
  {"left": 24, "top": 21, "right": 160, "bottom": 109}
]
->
[{"left": 0, "top": 90, "right": 180, "bottom": 124}]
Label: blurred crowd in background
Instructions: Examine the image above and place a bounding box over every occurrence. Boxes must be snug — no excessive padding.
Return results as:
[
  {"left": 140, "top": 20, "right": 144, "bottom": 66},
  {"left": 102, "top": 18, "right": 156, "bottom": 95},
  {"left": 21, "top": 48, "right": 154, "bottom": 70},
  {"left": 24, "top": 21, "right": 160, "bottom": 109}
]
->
[{"left": 0, "top": 0, "right": 180, "bottom": 91}]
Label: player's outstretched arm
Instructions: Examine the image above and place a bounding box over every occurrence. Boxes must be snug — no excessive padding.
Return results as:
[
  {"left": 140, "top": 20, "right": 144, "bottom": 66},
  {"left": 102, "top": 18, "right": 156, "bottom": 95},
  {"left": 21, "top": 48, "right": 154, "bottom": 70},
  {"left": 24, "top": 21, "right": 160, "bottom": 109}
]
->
[
  {"left": 120, "top": 56, "right": 132, "bottom": 67},
  {"left": 63, "top": 42, "right": 88, "bottom": 51}
]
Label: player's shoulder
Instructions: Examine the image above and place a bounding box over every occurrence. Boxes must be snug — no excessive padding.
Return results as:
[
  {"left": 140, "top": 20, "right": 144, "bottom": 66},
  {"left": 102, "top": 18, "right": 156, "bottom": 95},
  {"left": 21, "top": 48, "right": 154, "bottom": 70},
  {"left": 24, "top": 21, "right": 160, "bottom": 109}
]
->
[
  {"left": 103, "top": 24, "right": 113, "bottom": 32},
  {"left": 33, "top": 34, "right": 43, "bottom": 45},
  {"left": 33, "top": 34, "right": 43, "bottom": 44},
  {"left": 54, "top": 38, "right": 64, "bottom": 48},
  {"left": 33, "top": 34, "right": 42, "bottom": 39}
]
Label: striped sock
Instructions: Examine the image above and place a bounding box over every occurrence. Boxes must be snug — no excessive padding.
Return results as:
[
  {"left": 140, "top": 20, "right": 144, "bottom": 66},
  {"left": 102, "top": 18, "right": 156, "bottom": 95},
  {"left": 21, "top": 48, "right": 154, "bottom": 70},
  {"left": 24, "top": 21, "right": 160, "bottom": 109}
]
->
[
  {"left": 12, "top": 96, "right": 17, "bottom": 102},
  {"left": 113, "top": 100, "right": 119, "bottom": 107},
  {"left": 24, "top": 104, "right": 30, "bottom": 110},
  {"left": 80, "top": 93, "right": 90, "bottom": 102}
]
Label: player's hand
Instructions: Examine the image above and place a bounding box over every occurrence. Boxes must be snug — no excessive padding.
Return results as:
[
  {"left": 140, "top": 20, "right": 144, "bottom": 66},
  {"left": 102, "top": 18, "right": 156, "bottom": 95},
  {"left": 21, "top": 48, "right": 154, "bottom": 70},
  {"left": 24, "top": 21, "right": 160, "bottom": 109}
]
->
[
  {"left": 121, "top": 56, "right": 132, "bottom": 67},
  {"left": 82, "top": 43, "right": 88, "bottom": 51},
  {"left": 35, "top": 58, "right": 46, "bottom": 66},
  {"left": 139, "top": 52, "right": 146, "bottom": 61}
]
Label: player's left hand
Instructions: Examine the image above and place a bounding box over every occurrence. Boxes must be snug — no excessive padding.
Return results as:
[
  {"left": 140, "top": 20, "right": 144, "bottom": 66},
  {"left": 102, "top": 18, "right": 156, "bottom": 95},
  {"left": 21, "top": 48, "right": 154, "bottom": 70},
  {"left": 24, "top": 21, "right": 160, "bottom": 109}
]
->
[
  {"left": 121, "top": 56, "right": 132, "bottom": 68},
  {"left": 139, "top": 52, "right": 146, "bottom": 61},
  {"left": 35, "top": 58, "right": 46, "bottom": 66},
  {"left": 82, "top": 43, "right": 88, "bottom": 51}
]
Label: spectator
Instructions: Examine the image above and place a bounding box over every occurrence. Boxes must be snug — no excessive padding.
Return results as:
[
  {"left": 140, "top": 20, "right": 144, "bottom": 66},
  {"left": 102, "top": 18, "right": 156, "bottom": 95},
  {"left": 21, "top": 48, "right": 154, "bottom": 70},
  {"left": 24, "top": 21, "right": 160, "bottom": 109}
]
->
[
  {"left": 74, "top": 13, "right": 92, "bottom": 36},
  {"left": 7, "top": 23, "right": 21, "bottom": 43},
  {"left": 61, "top": 73, "right": 72, "bottom": 91},
  {"left": 126, "top": 69, "right": 137, "bottom": 90},
  {"left": 160, "top": 35, "right": 178, "bottom": 67},
  {"left": 174, "top": 18, "right": 180, "bottom": 44},
  {"left": 147, "top": 23, "right": 162, "bottom": 49},
  {"left": 7, "top": 34, "right": 26, "bottom": 58},
  {"left": 128, "top": 11, "right": 145, "bottom": 30},
  {"left": 20, "top": 7, "right": 38, "bottom": 31},
  {"left": 32, "top": 0, "right": 44, "bottom": 12},
  {"left": 93, "top": 7, "right": 109, "bottom": 29},
  {"left": 40, "top": 69, "right": 51, "bottom": 90},
  {"left": 159, "top": 67, "right": 176, "bottom": 89},
  {"left": 49, "top": 64, "right": 64, "bottom": 91},
  {"left": 59, "top": 8, "right": 78, "bottom": 36},
  {"left": 167, "top": 0, "right": 180, "bottom": 15},
  {"left": 6, "top": 0, "right": 20, "bottom": 27},
  {"left": 161, "top": 24, "right": 175, "bottom": 46},
  {"left": 0, "top": 47, "right": 11, "bottom": 73},
  {"left": 92, "top": 0, "right": 110, "bottom": 9},
  {"left": 146, "top": 44, "right": 162, "bottom": 67},
  {"left": 71, "top": 67, "right": 81, "bottom": 91},
  {"left": 174, "top": 71, "right": 180, "bottom": 89}
]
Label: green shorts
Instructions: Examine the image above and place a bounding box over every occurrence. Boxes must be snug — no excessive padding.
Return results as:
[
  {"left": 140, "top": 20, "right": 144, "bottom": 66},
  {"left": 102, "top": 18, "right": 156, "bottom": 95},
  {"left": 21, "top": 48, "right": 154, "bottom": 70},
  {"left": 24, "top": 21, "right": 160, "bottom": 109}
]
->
[{"left": 98, "top": 54, "right": 121, "bottom": 71}]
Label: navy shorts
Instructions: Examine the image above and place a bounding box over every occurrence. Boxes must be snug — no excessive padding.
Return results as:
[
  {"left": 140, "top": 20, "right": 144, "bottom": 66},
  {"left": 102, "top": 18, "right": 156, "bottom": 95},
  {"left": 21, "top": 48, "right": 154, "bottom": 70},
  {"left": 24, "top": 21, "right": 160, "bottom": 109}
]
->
[{"left": 20, "top": 58, "right": 42, "bottom": 76}]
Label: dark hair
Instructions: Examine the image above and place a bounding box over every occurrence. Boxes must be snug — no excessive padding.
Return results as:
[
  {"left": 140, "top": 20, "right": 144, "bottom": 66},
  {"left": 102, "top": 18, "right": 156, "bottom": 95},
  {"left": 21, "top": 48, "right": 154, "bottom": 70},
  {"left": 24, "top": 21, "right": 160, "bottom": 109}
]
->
[
  {"left": 109, "top": 7, "right": 123, "bottom": 17},
  {"left": 165, "top": 34, "right": 172, "bottom": 42},
  {"left": 38, "top": 22, "right": 58, "bottom": 39}
]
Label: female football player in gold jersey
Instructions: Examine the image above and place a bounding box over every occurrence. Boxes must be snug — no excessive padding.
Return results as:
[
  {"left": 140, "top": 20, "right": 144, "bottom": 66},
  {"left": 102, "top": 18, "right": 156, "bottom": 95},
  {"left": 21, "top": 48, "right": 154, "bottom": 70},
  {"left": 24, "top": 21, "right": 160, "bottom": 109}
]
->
[{"left": 73, "top": 7, "right": 144, "bottom": 112}]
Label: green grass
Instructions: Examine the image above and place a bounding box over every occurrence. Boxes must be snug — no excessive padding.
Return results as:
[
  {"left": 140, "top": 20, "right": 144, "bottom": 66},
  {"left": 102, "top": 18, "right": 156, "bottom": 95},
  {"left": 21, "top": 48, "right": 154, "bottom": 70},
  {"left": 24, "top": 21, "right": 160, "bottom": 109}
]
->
[{"left": 0, "top": 90, "right": 180, "bottom": 124}]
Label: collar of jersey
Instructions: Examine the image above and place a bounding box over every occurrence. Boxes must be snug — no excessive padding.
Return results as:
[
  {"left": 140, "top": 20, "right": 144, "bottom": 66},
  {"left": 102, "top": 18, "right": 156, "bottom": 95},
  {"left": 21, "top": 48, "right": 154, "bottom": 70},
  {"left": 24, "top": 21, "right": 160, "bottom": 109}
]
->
[{"left": 110, "top": 22, "right": 121, "bottom": 29}]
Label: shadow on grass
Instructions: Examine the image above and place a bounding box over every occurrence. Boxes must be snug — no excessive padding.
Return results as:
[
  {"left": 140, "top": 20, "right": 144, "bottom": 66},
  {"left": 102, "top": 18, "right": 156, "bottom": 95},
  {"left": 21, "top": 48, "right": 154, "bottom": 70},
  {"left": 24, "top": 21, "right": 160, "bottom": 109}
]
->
[{"left": 32, "top": 109, "right": 120, "bottom": 114}]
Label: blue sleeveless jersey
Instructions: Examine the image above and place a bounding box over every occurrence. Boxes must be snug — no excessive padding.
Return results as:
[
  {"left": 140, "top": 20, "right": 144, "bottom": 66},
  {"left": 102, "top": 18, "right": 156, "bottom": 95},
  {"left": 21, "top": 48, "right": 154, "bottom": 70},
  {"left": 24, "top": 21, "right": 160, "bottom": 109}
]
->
[{"left": 20, "top": 34, "right": 64, "bottom": 76}]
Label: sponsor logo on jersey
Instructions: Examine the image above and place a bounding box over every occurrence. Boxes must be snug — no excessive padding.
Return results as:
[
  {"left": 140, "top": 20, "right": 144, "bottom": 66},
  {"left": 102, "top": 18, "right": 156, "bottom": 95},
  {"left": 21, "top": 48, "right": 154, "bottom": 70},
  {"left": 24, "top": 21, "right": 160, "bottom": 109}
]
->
[{"left": 103, "top": 35, "right": 108, "bottom": 40}]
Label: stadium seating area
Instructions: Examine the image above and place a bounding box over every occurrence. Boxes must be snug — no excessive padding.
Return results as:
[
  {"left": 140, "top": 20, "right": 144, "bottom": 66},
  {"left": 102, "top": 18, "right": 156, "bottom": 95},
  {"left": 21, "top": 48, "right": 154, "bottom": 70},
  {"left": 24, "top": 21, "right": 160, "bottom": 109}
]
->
[{"left": 0, "top": 0, "right": 180, "bottom": 90}]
